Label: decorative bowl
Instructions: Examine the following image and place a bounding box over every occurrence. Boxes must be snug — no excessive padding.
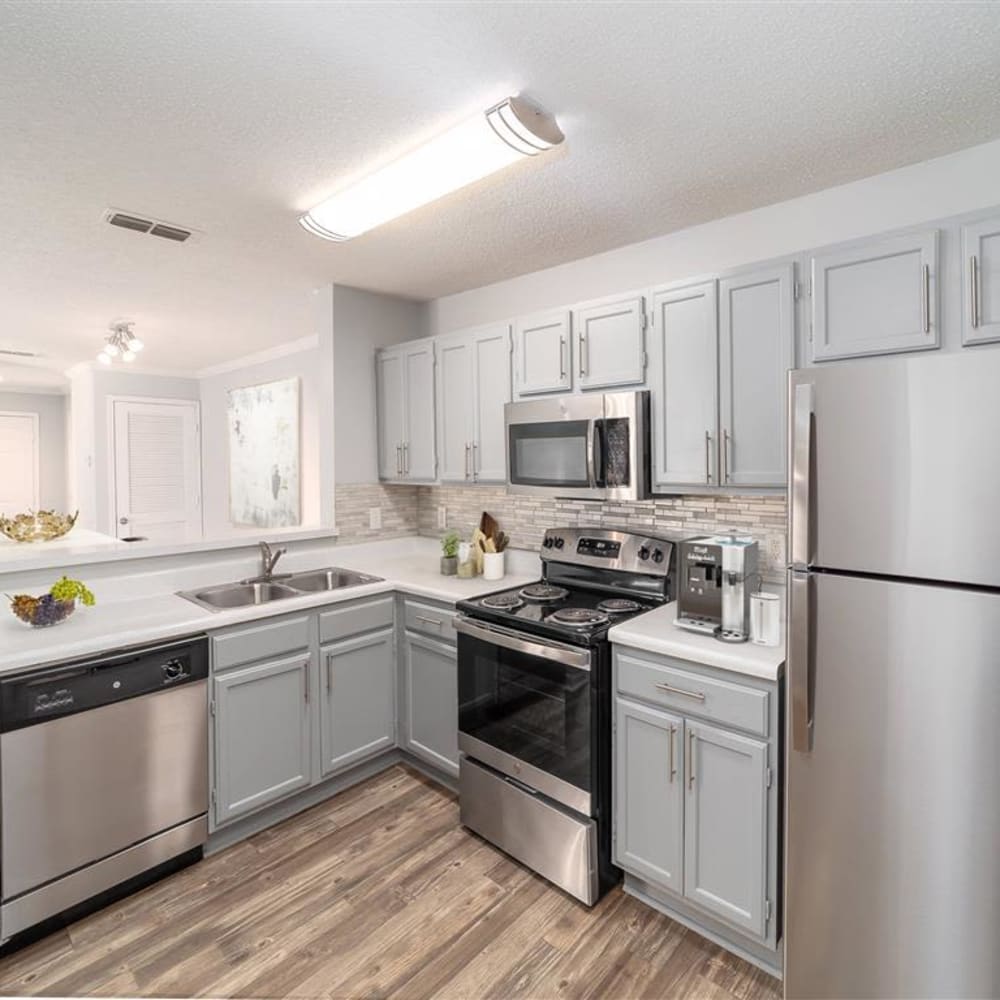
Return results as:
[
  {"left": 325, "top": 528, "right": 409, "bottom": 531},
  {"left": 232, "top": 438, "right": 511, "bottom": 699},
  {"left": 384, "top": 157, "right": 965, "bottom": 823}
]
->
[
  {"left": 9, "top": 595, "right": 76, "bottom": 628},
  {"left": 0, "top": 510, "right": 79, "bottom": 543}
]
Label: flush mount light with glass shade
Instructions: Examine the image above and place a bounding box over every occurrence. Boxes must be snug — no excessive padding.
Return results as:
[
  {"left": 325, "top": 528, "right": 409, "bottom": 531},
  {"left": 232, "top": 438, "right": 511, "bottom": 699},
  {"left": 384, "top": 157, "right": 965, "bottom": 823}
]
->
[
  {"left": 299, "top": 95, "right": 564, "bottom": 241},
  {"left": 97, "top": 320, "right": 144, "bottom": 364}
]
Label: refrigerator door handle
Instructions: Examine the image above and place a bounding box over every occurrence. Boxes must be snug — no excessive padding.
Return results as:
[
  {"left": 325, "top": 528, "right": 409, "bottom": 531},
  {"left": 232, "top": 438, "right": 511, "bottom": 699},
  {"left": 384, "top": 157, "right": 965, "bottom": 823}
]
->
[
  {"left": 790, "top": 381, "right": 814, "bottom": 570},
  {"left": 789, "top": 570, "right": 814, "bottom": 753}
]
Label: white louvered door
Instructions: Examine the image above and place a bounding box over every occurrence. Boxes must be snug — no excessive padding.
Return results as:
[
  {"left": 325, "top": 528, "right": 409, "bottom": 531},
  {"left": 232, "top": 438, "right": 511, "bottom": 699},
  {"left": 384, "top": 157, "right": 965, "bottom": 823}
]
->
[
  {"left": 112, "top": 400, "right": 202, "bottom": 541},
  {"left": 0, "top": 412, "right": 39, "bottom": 516}
]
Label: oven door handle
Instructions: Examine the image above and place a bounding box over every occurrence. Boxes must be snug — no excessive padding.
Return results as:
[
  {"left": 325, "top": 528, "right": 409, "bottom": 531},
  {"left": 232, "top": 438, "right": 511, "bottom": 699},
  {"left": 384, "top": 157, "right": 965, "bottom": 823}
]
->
[{"left": 454, "top": 616, "right": 593, "bottom": 671}]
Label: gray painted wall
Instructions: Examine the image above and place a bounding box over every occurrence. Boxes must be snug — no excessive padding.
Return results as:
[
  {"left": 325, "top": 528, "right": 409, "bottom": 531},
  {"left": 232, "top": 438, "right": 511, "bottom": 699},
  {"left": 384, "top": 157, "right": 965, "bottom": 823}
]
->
[
  {"left": 0, "top": 390, "right": 67, "bottom": 511},
  {"left": 332, "top": 284, "right": 427, "bottom": 485}
]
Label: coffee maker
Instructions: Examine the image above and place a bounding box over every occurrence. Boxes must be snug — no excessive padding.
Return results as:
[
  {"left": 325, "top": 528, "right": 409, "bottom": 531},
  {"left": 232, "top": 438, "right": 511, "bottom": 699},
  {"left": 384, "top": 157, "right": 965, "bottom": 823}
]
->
[{"left": 676, "top": 534, "right": 760, "bottom": 642}]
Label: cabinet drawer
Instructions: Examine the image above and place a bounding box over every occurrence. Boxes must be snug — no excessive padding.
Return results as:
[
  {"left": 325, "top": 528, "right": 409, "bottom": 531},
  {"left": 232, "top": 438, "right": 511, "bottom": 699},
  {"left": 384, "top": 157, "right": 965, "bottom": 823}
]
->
[
  {"left": 319, "top": 596, "right": 394, "bottom": 643},
  {"left": 617, "top": 652, "right": 768, "bottom": 737},
  {"left": 212, "top": 615, "right": 311, "bottom": 671},
  {"left": 403, "top": 598, "right": 457, "bottom": 644}
]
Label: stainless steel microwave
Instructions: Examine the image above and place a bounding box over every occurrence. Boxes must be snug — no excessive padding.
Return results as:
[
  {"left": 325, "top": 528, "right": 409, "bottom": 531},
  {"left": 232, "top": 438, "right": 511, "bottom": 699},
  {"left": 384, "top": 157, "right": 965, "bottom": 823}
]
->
[{"left": 505, "top": 391, "right": 650, "bottom": 501}]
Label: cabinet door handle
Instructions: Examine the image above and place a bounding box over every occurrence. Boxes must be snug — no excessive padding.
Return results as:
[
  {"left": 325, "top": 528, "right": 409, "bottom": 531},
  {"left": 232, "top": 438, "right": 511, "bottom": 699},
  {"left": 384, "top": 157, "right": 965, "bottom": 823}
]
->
[
  {"left": 395, "top": 444, "right": 402, "bottom": 477},
  {"left": 403, "top": 442, "right": 410, "bottom": 476},
  {"left": 723, "top": 429, "right": 732, "bottom": 484},
  {"left": 970, "top": 255, "right": 980, "bottom": 329},
  {"left": 579, "top": 333, "right": 587, "bottom": 377},
  {"left": 559, "top": 336, "right": 567, "bottom": 378},
  {"left": 464, "top": 442, "right": 471, "bottom": 479},
  {"left": 921, "top": 263, "right": 931, "bottom": 335},
  {"left": 472, "top": 441, "right": 478, "bottom": 481},
  {"left": 325, "top": 652, "right": 333, "bottom": 692},
  {"left": 687, "top": 729, "right": 696, "bottom": 789},
  {"left": 705, "top": 431, "right": 713, "bottom": 484},
  {"left": 668, "top": 723, "right": 677, "bottom": 783},
  {"left": 304, "top": 660, "right": 310, "bottom": 703},
  {"left": 655, "top": 681, "right": 706, "bottom": 702},
  {"left": 415, "top": 615, "right": 443, "bottom": 628}
]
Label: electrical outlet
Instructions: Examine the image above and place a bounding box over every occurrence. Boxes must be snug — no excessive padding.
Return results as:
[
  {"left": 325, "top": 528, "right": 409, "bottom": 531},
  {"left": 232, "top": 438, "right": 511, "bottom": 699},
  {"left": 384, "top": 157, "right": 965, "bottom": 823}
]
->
[
  {"left": 766, "top": 534, "right": 784, "bottom": 567},
  {"left": 437, "top": 505, "right": 447, "bottom": 529},
  {"left": 369, "top": 507, "right": 382, "bottom": 530}
]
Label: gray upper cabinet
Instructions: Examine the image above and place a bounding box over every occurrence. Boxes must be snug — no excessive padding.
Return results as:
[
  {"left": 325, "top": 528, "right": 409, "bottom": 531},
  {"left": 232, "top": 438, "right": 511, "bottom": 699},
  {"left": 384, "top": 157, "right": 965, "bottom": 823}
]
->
[
  {"left": 376, "top": 348, "right": 405, "bottom": 481},
  {"left": 573, "top": 294, "right": 647, "bottom": 390},
  {"left": 319, "top": 628, "right": 396, "bottom": 777},
  {"left": 614, "top": 698, "right": 684, "bottom": 894},
  {"left": 403, "top": 341, "right": 437, "bottom": 480},
  {"left": 213, "top": 653, "right": 312, "bottom": 826},
  {"left": 962, "top": 214, "right": 1000, "bottom": 346},
  {"left": 514, "top": 310, "right": 572, "bottom": 396},
  {"left": 402, "top": 630, "right": 459, "bottom": 778},
  {"left": 649, "top": 280, "right": 719, "bottom": 488},
  {"left": 436, "top": 335, "right": 474, "bottom": 482},
  {"left": 810, "top": 229, "right": 939, "bottom": 361},
  {"left": 683, "top": 720, "right": 769, "bottom": 939},
  {"left": 718, "top": 264, "right": 795, "bottom": 487},
  {"left": 471, "top": 325, "right": 511, "bottom": 481},
  {"left": 376, "top": 339, "right": 437, "bottom": 481},
  {"left": 437, "top": 324, "right": 511, "bottom": 483}
]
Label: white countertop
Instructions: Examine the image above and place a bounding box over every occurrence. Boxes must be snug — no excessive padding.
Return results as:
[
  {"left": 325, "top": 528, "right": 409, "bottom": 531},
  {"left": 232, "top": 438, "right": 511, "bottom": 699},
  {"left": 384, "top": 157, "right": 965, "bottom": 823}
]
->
[
  {"left": 608, "top": 602, "right": 785, "bottom": 681},
  {"left": 0, "top": 546, "right": 535, "bottom": 675}
]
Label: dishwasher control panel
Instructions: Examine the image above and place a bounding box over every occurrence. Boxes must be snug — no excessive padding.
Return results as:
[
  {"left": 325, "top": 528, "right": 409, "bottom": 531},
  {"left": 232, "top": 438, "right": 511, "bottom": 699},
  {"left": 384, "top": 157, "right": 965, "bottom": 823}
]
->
[{"left": 0, "top": 636, "right": 209, "bottom": 731}]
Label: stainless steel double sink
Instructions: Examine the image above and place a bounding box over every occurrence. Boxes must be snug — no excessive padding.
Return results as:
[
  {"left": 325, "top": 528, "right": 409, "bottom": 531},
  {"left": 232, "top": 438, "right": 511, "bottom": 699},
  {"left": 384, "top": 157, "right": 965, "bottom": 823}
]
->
[{"left": 177, "top": 567, "right": 383, "bottom": 612}]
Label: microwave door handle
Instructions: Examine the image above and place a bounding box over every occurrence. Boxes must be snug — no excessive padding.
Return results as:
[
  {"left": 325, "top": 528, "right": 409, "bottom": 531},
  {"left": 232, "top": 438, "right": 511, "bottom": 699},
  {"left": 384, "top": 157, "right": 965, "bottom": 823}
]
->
[
  {"left": 593, "top": 420, "right": 606, "bottom": 488},
  {"left": 585, "top": 422, "right": 597, "bottom": 488}
]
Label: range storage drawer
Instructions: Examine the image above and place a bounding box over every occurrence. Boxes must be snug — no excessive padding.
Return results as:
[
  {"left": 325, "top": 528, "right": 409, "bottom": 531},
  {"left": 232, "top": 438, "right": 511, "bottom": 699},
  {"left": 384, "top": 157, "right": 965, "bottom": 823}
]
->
[
  {"left": 616, "top": 651, "right": 769, "bottom": 737},
  {"left": 212, "top": 615, "right": 311, "bottom": 671},
  {"left": 319, "top": 596, "right": 394, "bottom": 644},
  {"left": 403, "top": 598, "right": 457, "bottom": 644}
]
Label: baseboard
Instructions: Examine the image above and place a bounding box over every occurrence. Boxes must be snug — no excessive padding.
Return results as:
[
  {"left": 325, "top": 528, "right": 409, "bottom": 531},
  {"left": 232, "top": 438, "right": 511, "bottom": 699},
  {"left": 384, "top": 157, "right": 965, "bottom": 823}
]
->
[
  {"left": 624, "top": 874, "right": 783, "bottom": 980},
  {"left": 206, "top": 749, "right": 457, "bottom": 855}
]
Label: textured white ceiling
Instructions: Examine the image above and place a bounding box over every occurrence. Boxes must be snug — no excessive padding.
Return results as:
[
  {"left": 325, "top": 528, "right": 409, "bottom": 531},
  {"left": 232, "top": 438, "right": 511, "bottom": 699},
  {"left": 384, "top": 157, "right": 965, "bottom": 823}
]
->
[{"left": 2, "top": 1, "right": 1000, "bottom": 372}]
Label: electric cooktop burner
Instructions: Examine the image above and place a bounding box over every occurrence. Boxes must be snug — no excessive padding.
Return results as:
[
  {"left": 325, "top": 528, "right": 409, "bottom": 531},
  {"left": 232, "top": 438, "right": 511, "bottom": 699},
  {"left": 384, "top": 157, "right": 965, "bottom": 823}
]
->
[
  {"left": 597, "top": 598, "right": 643, "bottom": 614},
  {"left": 519, "top": 583, "right": 570, "bottom": 602},
  {"left": 549, "top": 608, "right": 611, "bottom": 627},
  {"left": 479, "top": 593, "right": 525, "bottom": 611}
]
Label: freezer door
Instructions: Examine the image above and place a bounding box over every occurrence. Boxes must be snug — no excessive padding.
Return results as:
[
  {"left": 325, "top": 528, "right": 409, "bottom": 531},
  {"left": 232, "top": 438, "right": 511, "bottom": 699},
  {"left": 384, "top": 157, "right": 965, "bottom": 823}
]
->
[
  {"left": 788, "top": 352, "right": 1000, "bottom": 587},
  {"left": 785, "top": 570, "right": 1000, "bottom": 999}
]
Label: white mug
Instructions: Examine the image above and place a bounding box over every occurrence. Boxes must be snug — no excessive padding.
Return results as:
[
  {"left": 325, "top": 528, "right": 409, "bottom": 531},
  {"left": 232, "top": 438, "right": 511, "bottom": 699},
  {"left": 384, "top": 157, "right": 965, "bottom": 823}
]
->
[
  {"left": 750, "top": 592, "right": 781, "bottom": 647},
  {"left": 483, "top": 551, "right": 505, "bottom": 581}
]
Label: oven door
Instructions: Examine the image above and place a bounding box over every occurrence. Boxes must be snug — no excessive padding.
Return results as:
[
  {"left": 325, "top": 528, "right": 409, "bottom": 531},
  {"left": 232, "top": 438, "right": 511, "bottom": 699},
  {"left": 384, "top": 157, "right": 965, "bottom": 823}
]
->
[{"left": 455, "top": 617, "right": 594, "bottom": 815}]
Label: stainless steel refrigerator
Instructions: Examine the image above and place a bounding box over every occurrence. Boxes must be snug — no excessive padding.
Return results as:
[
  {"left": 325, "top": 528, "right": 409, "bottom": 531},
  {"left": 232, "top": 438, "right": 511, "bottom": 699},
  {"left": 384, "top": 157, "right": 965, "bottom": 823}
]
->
[{"left": 785, "top": 352, "right": 1000, "bottom": 999}]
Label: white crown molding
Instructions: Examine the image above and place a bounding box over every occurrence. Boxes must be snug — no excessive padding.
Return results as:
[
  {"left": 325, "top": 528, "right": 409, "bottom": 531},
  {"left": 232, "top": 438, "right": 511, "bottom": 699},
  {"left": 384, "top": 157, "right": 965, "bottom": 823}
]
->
[
  {"left": 65, "top": 360, "right": 200, "bottom": 379},
  {"left": 0, "top": 382, "right": 68, "bottom": 395},
  {"left": 194, "top": 336, "right": 320, "bottom": 379}
]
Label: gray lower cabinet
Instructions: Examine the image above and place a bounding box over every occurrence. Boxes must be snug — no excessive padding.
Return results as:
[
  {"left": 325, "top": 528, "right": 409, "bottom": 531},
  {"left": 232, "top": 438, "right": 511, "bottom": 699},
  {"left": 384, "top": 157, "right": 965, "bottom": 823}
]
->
[
  {"left": 683, "top": 719, "right": 768, "bottom": 937},
  {"left": 613, "top": 646, "right": 780, "bottom": 960},
  {"left": 213, "top": 652, "right": 312, "bottom": 825},
  {"left": 614, "top": 699, "right": 684, "bottom": 893},
  {"left": 402, "top": 630, "right": 459, "bottom": 778},
  {"left": 319, "top": 627, "right": 396, "bottom": 777}
]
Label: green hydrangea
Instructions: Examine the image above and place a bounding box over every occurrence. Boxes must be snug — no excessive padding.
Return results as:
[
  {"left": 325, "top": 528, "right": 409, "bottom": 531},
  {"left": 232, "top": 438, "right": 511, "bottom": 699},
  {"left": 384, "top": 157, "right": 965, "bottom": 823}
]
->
[{"left": 50, "top": 576, "right": 96, "bottom": 607}]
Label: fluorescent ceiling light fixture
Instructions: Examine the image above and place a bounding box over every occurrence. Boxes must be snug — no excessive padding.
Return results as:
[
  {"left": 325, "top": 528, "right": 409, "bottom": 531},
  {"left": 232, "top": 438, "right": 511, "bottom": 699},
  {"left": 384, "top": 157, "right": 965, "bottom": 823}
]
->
[{"left": 300, "top": 96, "right": 564, "bottom": 241}]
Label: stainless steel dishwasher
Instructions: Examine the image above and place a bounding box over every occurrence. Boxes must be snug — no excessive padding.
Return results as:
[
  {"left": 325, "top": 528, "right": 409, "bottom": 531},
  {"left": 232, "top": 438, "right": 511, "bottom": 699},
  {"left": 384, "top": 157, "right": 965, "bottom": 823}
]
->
[{"left": 0, "top": 635, "right": 209, "bottom": 942}]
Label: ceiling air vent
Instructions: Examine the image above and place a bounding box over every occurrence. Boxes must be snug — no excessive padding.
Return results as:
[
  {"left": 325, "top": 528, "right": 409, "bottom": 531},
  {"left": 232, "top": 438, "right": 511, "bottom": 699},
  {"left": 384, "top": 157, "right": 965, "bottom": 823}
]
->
[
  {"left": 104, "top": 209, "right": 196, "bottom": 243},
  {"left": 0, "top": 348, "right": 43, "bottom": 359}
]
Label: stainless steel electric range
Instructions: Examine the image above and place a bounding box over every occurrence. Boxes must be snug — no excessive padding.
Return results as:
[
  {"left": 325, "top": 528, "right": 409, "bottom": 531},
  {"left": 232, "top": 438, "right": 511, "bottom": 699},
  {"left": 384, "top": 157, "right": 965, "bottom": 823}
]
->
[{"left": 454, "top": 526, "right": 678, "bottom": 905}]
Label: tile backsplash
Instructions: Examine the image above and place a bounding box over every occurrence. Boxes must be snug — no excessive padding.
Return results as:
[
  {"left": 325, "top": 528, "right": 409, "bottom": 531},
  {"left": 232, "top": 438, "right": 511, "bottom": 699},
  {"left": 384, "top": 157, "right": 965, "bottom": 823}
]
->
[{"left": 336, "top": 482, "right": 787, "bottom": 583}]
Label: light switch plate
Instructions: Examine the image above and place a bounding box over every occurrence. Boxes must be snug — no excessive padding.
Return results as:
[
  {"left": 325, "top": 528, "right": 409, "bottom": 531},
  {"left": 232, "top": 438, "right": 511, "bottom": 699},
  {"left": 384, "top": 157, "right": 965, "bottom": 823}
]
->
[
  {"left": 369, "top": 507, "right": 382, "bottom": 530},
  {"left": 437, "top": 506, "right": 447, "bottom": 529}
]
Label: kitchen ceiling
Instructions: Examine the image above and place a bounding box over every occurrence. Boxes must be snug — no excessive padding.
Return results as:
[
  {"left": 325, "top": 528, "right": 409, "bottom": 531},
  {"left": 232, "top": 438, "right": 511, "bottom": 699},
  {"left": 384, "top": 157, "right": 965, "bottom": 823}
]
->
[{"left": 2, "top": 0, "right": 1000, "bottom": 373}]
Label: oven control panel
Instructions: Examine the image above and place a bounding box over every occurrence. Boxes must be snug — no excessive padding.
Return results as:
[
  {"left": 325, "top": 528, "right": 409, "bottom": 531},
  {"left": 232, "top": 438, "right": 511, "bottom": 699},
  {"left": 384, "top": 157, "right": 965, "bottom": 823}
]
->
[{"left": 577, "top": 537, "right": 621, "bottom": 559}]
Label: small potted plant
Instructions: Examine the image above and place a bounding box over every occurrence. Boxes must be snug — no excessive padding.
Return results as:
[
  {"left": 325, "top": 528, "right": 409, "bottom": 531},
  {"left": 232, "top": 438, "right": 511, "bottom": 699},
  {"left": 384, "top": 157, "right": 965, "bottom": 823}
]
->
[
  {"left": 440, "top": 531, "right": 460, "bottom": 575},
  {"left": 8, "top": 576, "right": 96, "bottom": 628}
]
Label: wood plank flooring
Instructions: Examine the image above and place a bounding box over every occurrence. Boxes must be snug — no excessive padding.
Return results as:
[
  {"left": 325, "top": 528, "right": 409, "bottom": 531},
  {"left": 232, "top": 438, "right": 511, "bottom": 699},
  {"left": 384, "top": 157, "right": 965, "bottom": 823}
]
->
[{"left": 0, "top": 765, "right": 781, "bottom": 999}]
